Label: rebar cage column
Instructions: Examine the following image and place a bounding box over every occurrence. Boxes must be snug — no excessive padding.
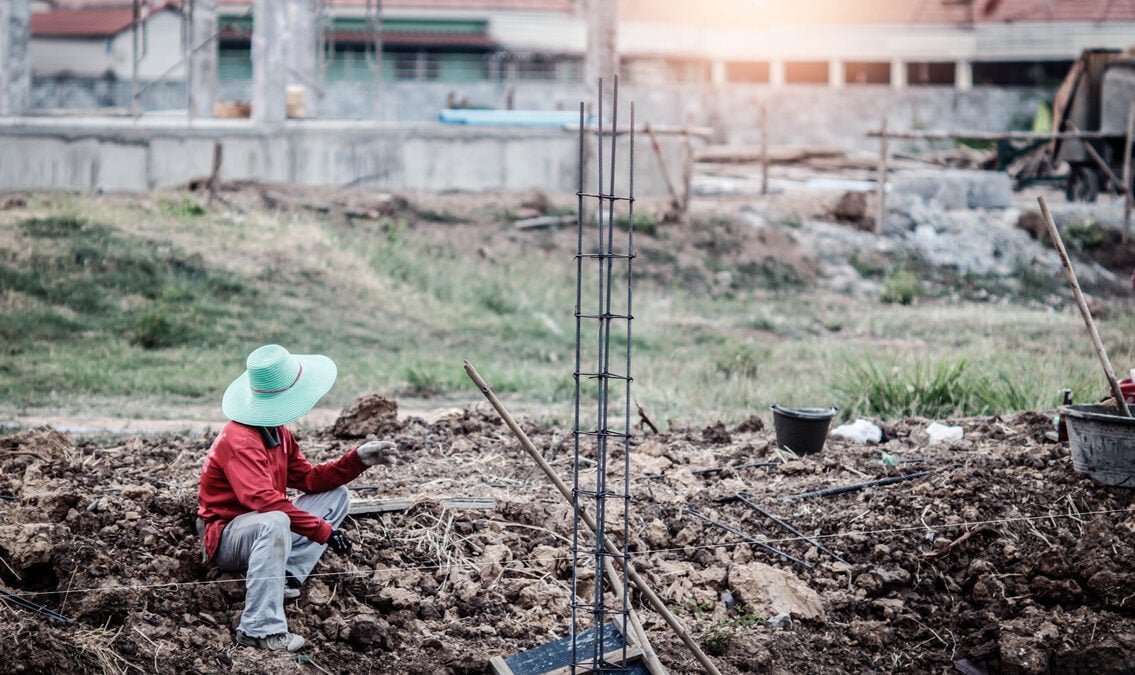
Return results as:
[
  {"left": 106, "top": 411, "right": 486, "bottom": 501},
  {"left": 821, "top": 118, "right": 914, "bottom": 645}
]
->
[{"left": 570, "top": 77, "right": 636, "bottom": 674}]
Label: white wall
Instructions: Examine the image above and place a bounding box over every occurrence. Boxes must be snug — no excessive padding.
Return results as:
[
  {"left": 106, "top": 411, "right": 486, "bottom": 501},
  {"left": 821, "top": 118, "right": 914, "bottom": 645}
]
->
[{"left": 30, "top": 8, "right": 184, "bottom": 79}]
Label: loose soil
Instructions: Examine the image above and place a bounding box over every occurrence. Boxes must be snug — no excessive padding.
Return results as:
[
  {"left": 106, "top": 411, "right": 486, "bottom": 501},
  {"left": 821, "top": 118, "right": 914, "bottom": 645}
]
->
[
  {"left": 4, "top": 397, "right": 1135, "bottom": 674},
  {"left": 6, "top": 183, "right": 1135, "bottom": 673}
]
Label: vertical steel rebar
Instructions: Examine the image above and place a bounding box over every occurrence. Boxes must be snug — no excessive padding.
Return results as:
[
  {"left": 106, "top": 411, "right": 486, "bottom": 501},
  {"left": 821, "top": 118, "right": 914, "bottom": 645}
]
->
[
  {"left": 572, "top": 76, "right": 634, "bottom": 674},
  {"left": 570, "top": 100, "right": 585, "bottom": 671},
  {"left": 622, "top": 100, "right": 635, "bottom": 659}
]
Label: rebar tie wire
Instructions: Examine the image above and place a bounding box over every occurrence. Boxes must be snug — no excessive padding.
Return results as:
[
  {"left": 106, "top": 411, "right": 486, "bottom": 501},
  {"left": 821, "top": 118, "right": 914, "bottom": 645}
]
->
[{"left": 571, "top": 76, "right": 636, "bottom": 674}]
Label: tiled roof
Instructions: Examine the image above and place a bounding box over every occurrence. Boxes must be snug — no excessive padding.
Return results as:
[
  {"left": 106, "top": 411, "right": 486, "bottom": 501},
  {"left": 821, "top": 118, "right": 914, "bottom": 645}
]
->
[
  {"left": 33, "top": 8, "right": 133, "bottom": 37},
  {"left": 215, "top": 0, "right": 575, "bottom": 10},
  {"left": 620, "top": 0, "right": 1135, "bottom": 24},
  {"left": 42, "top": 0, "right": 573, "bottom": 10}
]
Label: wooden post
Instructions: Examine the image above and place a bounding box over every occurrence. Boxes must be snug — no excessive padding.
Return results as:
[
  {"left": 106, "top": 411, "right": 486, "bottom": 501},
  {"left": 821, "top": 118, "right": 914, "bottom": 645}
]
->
[
  {"left": 760, "top": 102, "right": 769, "bottom": 195},
  {"left": 680, "top": 123, "right": 693, "bottom": 221},
  {"left": 875, "top": 117, "right": 888, "bottom": 234},
  {"left": 645, "top": 122, "right": 682, "bottom": 215},
  {"left": 131, "top": 0, "right": 140, "bottom": 115},
  {"left": 205, "top": 141, "right": 223, "bottom": 206},
  {"left": 1123, "top": 103, "right": 1134, "bottom": 240},
  {"left": 1037, "top": 197, "right": 1131, "bottom": 417},
  {"left": 465, "top": 361, "right": 718, "bottom": 675}
]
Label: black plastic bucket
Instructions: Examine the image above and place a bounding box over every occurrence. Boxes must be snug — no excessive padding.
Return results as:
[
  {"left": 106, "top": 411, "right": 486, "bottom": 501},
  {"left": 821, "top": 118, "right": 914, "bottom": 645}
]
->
[
  {"left": 1061, "top": 403, "right": 1135, "bottom": 487},
  {"left": 770, "top": 404, "right": 838, "bottom": 455}
]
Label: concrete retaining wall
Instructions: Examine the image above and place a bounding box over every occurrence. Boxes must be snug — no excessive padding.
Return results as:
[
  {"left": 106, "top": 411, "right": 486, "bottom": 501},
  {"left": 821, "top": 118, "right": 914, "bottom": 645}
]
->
[
  {"left": 8, "top": 80, "right": 1050, "bottom": 194},
  {"left": 0, "top": 117, "right": 661, "bottom": 195}
]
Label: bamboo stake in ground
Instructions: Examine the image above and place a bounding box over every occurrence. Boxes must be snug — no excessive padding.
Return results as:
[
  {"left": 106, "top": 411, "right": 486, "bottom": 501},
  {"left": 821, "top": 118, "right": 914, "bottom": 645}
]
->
[
  {"left": 645, "top": 122, "right": 682, "bottom": 217},
  {"left": 1123, "top": 103, "right": 1134, "bottom": 240},
  {"left": 875, "top": 117, "right": 888, "bottom": 234},
  {"left": 465, "top": 361, "right": 722, "bottom": 675},
  {"left": 1037, "top": 196, "right": 1131, "bottom": 417},
  {"left": 760, "top": 103, "right": 769, "bottom": 196}
]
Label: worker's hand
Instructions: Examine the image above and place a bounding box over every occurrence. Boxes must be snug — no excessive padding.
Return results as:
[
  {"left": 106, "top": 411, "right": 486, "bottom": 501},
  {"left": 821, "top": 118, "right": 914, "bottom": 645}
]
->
[
  {"left": 328, "top": 529, "right": 353, "bottom": 555},
  {"left": 356, "top": 440, "right": 397, "bottom": 467}
]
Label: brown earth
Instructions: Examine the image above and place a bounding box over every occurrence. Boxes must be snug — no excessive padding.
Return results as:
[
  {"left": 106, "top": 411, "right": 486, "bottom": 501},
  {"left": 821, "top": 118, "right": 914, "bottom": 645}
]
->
[{"left": 4, "top": 397, "right": 1135, "bottom": 674}]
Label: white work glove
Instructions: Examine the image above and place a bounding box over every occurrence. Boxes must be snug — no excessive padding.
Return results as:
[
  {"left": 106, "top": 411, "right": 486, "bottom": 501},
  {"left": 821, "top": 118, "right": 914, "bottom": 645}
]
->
[{"left": 356, "top": 440, "right": 397, "bottom": 467}]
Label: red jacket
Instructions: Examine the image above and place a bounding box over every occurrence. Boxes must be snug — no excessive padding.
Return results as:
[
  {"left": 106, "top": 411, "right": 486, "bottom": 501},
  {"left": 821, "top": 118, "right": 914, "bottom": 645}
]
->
[{"left": 197, "top": 421, "right": 365, "bottom": 561}]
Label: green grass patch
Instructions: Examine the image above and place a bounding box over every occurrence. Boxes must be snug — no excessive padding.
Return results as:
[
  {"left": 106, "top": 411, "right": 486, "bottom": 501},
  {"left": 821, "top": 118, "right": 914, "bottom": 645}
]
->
[
  {"left": 835, "top": 355, "right": 1097, "bottom": 421},
  {"left": 0, "top": 197, "right": 1128, "bottom": 427}
]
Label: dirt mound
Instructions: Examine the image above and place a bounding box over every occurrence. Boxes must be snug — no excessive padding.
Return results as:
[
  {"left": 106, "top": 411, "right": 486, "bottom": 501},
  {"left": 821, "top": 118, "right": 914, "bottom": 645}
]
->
[
  {"left": 3, "top": 407, "right": 1135, "bottom": 673},
  {"left": 331, "top": 394, "right": 400, "bottom": 439}
]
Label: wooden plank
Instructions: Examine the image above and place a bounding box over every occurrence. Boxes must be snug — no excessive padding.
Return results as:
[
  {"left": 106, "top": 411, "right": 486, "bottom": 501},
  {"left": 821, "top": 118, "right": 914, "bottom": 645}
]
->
[
  {"left": 489, "top": 655, "right": 516, "bottom": 675},
  {"left": 866, "top": 129, "right": 1123, "bottom": 141},
  {"left": 349, "top": 498, "right": 414, "bottom": 515},
  {"left": 440, "top": 497, "right": 496, "bottom": 510},
  {"left": 564, "top": 124, "right": 713, "bottom": 139}
]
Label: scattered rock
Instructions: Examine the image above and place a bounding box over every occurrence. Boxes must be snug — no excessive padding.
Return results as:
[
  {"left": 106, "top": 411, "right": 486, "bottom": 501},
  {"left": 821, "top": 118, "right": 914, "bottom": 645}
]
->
[
  {"left": 519, "top": 189, "right": 550, "bottom": 214},
  {"left": 832, "top": 191, "right": 870, "bottom": 229},
  {"left": 728, "top": 561, "right": 825, "bottom": 620},
  {"left": 890, "top": 169, "right": 1013, "bottom": 210}
]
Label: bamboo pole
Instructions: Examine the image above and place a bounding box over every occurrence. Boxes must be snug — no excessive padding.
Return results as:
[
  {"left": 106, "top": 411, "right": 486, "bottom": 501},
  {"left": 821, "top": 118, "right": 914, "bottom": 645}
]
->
[
  {"left": 1123, "top": 103, "right": 1134, "bottom": 240},
  {"left": 645, "top": 122, "right": 683, "bottom": 215},
  {"left": 760, "top": 102, "right": 769, "bottom": 196},
  {"left": 1037, "top": 197, "right": 1131, "bottom": 416},
  {"left": 875, "top": 117, "right": 888, "bottom": 234},
  {"left": 464, "top": 361, "right": 720, "bottom": 675}
]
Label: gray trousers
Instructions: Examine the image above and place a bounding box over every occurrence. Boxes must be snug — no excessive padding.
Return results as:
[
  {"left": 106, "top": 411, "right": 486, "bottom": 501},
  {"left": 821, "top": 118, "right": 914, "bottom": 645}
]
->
[{"left": 212, "top": 486, "right": 350, "bottom": 637}]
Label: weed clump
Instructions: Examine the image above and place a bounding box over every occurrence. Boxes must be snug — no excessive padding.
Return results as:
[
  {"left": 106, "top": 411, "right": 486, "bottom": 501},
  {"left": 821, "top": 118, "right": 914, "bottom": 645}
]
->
[
  {"left": 836, "top": 356, "right": 1063, "bottom": 420},
  {"left": 881, "top": 269, "right": 922, "bottom": 305}
]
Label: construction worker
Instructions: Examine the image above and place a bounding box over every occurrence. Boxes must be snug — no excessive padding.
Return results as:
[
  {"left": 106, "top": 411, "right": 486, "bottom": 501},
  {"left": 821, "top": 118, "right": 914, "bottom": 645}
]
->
[{"left": 196, "top": 344, "right": 395, "bottom": 652}]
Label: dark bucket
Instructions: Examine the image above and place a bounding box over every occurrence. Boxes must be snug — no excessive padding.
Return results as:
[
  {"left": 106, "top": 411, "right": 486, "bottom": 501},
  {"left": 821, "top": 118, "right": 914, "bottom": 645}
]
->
[
  {"left": 770, "top": 404, "right": 838, "bottom": 455},
  {"left": 1061, "top": 403, "right": 1135, "bottom": 487}
]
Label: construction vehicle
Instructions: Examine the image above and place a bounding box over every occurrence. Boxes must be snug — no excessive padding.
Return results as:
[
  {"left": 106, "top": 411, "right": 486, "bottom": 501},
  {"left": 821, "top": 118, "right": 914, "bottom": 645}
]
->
[{"left": 1050, "top": 48, "right": 1135, "bottom": 202}]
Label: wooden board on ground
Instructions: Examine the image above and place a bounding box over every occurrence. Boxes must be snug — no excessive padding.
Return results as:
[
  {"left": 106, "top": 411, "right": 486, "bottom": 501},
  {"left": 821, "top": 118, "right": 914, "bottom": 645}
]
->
[
  {"left": 696, "top": 144, "right": 846, "bottom": 164},
  {"left": 349, "top": 496, "right": 496, "bottom": 515},
  {"left": 489, "top": 622, "right": 651, "bottom": 675}
]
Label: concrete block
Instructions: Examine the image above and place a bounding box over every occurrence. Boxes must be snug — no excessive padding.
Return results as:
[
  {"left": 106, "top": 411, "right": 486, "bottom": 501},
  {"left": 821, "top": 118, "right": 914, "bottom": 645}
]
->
[
  {"left": 93, "top": 141, "right": 148, "bottom": 192},
  {"left": 403, "top": 135, "right": 505, "bottom": 191},
  {"left": 890, "top": 169, "right": 1013, "bottom": 210},
  {"left": 149, "top": 137, "right": 218, "bottom": 188}
]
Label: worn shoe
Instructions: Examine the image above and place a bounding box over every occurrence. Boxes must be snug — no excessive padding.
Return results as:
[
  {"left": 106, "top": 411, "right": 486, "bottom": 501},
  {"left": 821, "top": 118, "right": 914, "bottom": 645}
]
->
[
  {"left": 284, "top": 576, "right": 302, "bottom": 600},
  {"left": 235, "top": 630, "right": 305, "bottom": 652}
]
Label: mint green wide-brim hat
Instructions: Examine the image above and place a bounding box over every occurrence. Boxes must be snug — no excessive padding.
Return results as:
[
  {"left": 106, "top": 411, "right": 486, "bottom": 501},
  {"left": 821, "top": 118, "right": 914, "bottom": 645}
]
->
[{"left": 222, "top": 344, "right": 337, "bottom": 426}]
